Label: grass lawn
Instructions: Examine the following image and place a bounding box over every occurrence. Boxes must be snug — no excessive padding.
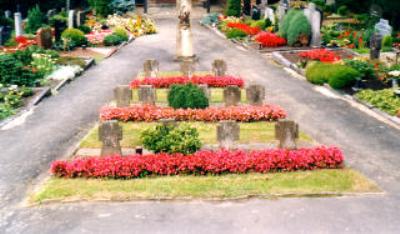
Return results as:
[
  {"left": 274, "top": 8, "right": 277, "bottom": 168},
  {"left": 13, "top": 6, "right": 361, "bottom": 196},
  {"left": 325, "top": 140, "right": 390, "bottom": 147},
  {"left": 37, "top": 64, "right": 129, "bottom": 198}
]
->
[
  {"left": 79, "top": 122, "right": 313, "bottom": 148},
  {"left": 132, "top": 88, "right": 246, "bottom": 104},
  {"left": 136, "top": 71, "right": 213, "bottom": 79},
  {"left": 31, "top": 169, "right": 380, "bottom": 203}
]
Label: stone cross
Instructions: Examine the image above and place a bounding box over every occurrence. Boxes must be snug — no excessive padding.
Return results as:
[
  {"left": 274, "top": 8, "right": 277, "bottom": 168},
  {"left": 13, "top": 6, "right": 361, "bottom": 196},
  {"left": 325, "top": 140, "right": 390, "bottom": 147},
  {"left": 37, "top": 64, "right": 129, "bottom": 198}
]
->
[
  {"left": 14, "top": 12, "right": 23, "bottom": 37},
  {"left": 138, "top": 85, "right": 156, "bottom": 105},
  {"left": 197, "top": 84, "right": 210, "bottom": 99},
  {"left": 180, "top": 60, "right": 195, "bottom": 77},
  {"left": 370, "top": 33, "right": 382, "bottom": 60},
  {"left": 224, "top": 85, "right": 241, "bottom": 106},
  {"left": 275, "top": 120, "right": 299, "bottom": 150},
  {"left": 304, "top": 3, "right": 321, "bottom": 47},
  {"left": 99, "top": 120, "right": 123, "bottom": 156},
  {"left": 114, "top": 85, "right": 132, "bottom": 107},
  {"left": 143, "top": 59, "right": 159, "bottom": 77},
  {"left": 217, "top": 120, "right": 240, "bottom": 149},
  {"left": 36, "top": 27, "right": 53, "bottom": 49},
  {"left": 212, "top": 59, "right": 227, "bottom": 76},
  {"left": 246, "top": 84, "right": 265, "bottom": 105},
  {"left": 68, "top": 10, "right": 75, "bottom": 28}
]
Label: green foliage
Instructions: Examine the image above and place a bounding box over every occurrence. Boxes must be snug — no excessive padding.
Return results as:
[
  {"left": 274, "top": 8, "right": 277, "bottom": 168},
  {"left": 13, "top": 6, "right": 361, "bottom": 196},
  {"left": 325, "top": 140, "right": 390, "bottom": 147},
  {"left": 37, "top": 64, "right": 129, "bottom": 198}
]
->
[
  {"left": 0, "top": 12, "right": 13, "bottom": 27},
  {"left": 31, "top": 53, "right": 56, "bottom": 75},
  {"left": 225, "top": 28, "right": 247, "bottom": 39},
  {"left": 344, "top": 59, "right": 375, "bottom": 79},
  {"left": 0, "top": 54, "right": 42, "bottom": 86},
  {"left": 225, "top": 0, "right": 241, "bottom": 17},
  {"left": 250, "top": 20, "right": 267, "bottom": 30},
  {"left": 0, "top": 104, "right": 14, "bottom": 120},
  {"left": 382, "top": 35, "right": 393, "bottom": 48},
  {"left": 141, "top": 124, "right": 202, "bottom": 154},
  {"left": 337, "top": 5, "right": 349, "bottom": 16},
  {"left": 61, "top": 28, "right": 88, "bottom": 48},
  {"left": 103, "top": 34, "right": 124, "bottom": 46},
  {"left": 78, "top": 25, "right": 92, "bottom": 34},
  {"left": 306, "top": 62, "right": 360, "bottom": 89},
  {"left": 356, "top": 89, "right": 400, "bottom": 116},
  {"left": 113, "top": 27, "right": 129, "bottom": 41},
  {"left": 279, "top": 9, "right": 300, "bottom": 38},
  {"left": 287, "top": 12, "right": 311, "bottom": 46},
  {"left": 49, "top": 11, "right": 67, "bottom": 26},
  {"left": 109, "top": 0, "right": 136, "bottom": 14},
  {"left": 167, "top": 84, "right": 209, "bottom": 109},
  {"left": 305, "top": 62, "right": 331, "bottom": 85},
  {"left": 88, "top": 0, "right": 111, "bottom": 16},
  {"left": 13, "top": 45, "right": 59, "bottom": 66},
  {"left": 26, "top": 5, "right": 46, "bottom": 34}
]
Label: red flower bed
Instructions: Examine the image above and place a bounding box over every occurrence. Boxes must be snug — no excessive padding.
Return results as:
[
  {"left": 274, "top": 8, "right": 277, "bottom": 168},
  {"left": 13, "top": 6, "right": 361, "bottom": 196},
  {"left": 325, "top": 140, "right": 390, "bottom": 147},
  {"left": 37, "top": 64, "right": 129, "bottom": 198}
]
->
[
  {"left": 226, "top": 22, "right": 261, "bottom": 36},
  {"left": 298, "top": 49, "right": 341, "bottom": 63},
  {"left": 100, "top": 105, "right": 287, "bottom": 122},
  {"left": 51, "top": 147, "right": 344, "bottom": 178},
  {"left": 130, "top": 75, "right": 244, "bottom": 88},
  {"left": 254, "top": 32, "right": 286, "bottom": 47}
]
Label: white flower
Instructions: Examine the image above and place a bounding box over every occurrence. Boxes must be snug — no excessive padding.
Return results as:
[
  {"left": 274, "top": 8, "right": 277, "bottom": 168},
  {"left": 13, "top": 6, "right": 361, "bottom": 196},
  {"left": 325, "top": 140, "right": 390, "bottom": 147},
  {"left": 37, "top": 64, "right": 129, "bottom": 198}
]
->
[
  {"left": 9, "top": 85, "right": 18, "bottom": 91},
  {"left": 388, "top": 70, "right": 400, "bottom": 77}
]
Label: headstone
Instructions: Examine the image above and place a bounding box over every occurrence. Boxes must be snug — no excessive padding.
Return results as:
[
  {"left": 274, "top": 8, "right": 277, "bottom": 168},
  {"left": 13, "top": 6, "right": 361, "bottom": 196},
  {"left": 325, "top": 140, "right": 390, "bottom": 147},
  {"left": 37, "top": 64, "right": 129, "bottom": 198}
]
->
[
  {"left": 217, "top": 120, "right": 240, "bottom": 149},
  {"left": 114, "top": 85, "right": 132, "bottom": 107},
  {"left": 370, "top": 33, "right": 382, "bottom": 60},
  {"left": 180, "top": 60, "right": 195, "bottom": 77},
  {"left": 0, "top": 27, "right": 3, "bottom": 46},
  {"left": 264, "top": 7, "right": 275, "bottom": 25},
  {"left": 76, "top": 10, "right": 86, "bottom": 27},
  {"left": 277, "top": 2, "right": 288, "bottom": 24},
  {"left": 304, "top": 3, "right": 322, "bottom": 47},
  {"left": 14, "top": 12, "right": 23, "bottom": 37},
  {"left": 246, "top": 84, "right": 265, "bottom": 105},
  {"left": 99, "top": 120, "right": 123, "bottom": 156},
  {"left": 36, "top": 28, "right": 53, "bottom": 49},
  {"left": 68, "top": 10, "right": 75, "bottom": 28},
  {"left": 252, "top": 6, "right": 261, "bottom": 20},
  {"left": 223, "top": 85, "right": 241, "bottom": 106},
  {"left": 54, "top": 20, "right": 67, "bottom": 41},
  {"left": 160, "top": 118, "right": 177, "bottom": 127},
  {"left": 138, "top": 85, "right": 156, "bottom": 105},
  {"left": 275, "top": 120, "right": 299, "bottom": 150},
  {"left": 4, "top": 10, "right": 11, "bottom": 18},
  {"left": 212, "top": 59, "right": 227, "bottom": 76},
  {"left": 243, "top": 0, "right": 251, "bottom": 16},
  {"left": 198, "top": 84, "right": 210, "bottom": 99},
  {"left": 374, "top": 19, "right": 392, "bottom": 37},
  {"left": 0, "top": 26, "right": 11, "bottom": 46},
  {"left": 143, "top": 59, "right": 159, "bottom": 77}
]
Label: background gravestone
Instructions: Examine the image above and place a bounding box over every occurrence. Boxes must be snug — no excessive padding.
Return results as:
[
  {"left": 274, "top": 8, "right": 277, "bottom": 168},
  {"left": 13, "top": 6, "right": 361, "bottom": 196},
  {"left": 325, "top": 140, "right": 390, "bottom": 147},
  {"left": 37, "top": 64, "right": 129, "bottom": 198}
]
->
[
  {"left": 114, "top": 85, "right": 132, "bottom": 107},
  {"left": 224, "top": 85, "right": 241, "bottom": 106},
  {"left": 68, "top": 10, "right": 75, "bottom": 28},
  {"left": 36, "top": 28, "right": 53, "bottom": 49},
  {"left": 99, "top": 120, "right": 123, "bottom": 156},
  {"left": 14, "top": 12, "right": 23, "bottom": 37},
  {"left": 4, "top": 10, "right": 11, "bottom": 18},
  {"left": 264, "top": 7, "right": 275, "bottom": 25},
  {"left": 370, "top": 33, "right": 382, "bottom": 60},
  {"left": 180, "top": 60, "right": 195, "bottom": 77},
  {"left": 217, "top": 120, "right": 240, "bottom": 149},
  {"left": 304, "top": 3, "right": 321, "bottom": 47},
  {"left": 143, "top": 59, "right": 159, "bottom": 77},
  {"left": 0, "top": 27, "right": 3, "bottom": 45},
  {"left": 212, "top": 59, "right": 227, "bottom": 76},
  {"left": 197, "top": 84, "right": 210, "bottom": 99},
  {"left": 160, "top": 118, "right": 177, "bottom": 127},
  {"left": 76, "top": 10, "right": 87, "bottom": 27},
  {"left": 243, "top": 0, "right": 251, "bottom": 16},
  {"left": 246, "top": 84, "right": 265, "bottom": 105},
  {"left": 275, "top": 120, "right": 299, "bottom": 149},
  {"left": 138, "top": 85, "right": 156, "bottom": 105}
]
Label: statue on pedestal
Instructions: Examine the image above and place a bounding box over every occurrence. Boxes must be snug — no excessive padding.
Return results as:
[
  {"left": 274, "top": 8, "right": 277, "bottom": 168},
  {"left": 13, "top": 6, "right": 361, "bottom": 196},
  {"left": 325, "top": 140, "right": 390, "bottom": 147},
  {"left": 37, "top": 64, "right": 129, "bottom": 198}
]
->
[{"left": 176, "top": 0, "right": 197, "bottom": 62}]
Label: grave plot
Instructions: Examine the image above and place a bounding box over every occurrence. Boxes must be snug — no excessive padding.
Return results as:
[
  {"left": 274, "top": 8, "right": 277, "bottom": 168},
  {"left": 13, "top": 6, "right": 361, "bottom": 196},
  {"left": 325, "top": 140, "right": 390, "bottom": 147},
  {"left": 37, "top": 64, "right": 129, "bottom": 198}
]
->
[{"left": 30, "top": 59, "right": 379, "bottom": 203}]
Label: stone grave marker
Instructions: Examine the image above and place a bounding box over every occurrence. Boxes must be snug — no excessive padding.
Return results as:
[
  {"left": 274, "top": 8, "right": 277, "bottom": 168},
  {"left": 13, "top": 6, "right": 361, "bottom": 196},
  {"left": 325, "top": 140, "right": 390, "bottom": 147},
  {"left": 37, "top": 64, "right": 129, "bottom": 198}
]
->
[
  {"left": 68, "top": 10, "right": 75, "bottom": 28},
  {"left": 36, "top": 27, "right": 53, "bottom": 49},
  {"left": 252, "top": 6, "right": 262, "bottom": 20},
  {"left": 138, "top": 85, "right": 156, "bottom": 105},
  {"left": 217, "top": 120, "right": 240, "bottom": 149},
  {"left": 243, "top": 0, "right": 251, "bottom": 16},
  {"left": 370, "top": 33, "right": 382, "bottom": 60},
  {"left": 143, "top": 59, "right": 159, "bottom": 77},
  {"left": 14, "top": 12, "right": 23, "bottom": 37},
  {"left": 198, "top": 84, "right": 210, "bottom": 99},
  {"left": 246, "top": 84, "right": 265, "bottom": 105},
  {"left": 264, "top": 7, "right": 275, "bottom": 25},
  {"left": 223, "top": 85, "right": 241, "bottom": 106},
  {"left": 160, "top": 118, "right": 177, "bottom": 127},
  {"left": 114, "top": 85, "right": 132, "bottom": 107},
  {"left": 76, "top": 10, "right": 87, "bottom": 27},
  {"left": 99, "top": 120, "right": 123, "bottom": 156},
  {"left": 0, "top": 27, "right": 3, "bottom": 45},
  {"left": 304, "top": 3, "right": 321, "bottom": 47},
  {"left": 212, "top": 59, "right": 227, "bottom": 76},
  {"left": 275, "top": 120, "right": 299, "bottom": 149},
  {"left": 4, "top": 10, "right": 11, "bottom": 18},
  {"left": 54, "top": 19, "right": 67, "bottom": 41},
  {"left": 180, "top": 60, "right": 195, "bottom": 77}
]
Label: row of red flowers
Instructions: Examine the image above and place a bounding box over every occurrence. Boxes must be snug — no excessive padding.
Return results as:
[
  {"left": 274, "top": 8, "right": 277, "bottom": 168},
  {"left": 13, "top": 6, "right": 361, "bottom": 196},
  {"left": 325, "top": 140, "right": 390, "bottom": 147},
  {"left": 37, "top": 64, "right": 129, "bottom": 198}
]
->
[
  {"left": 100, "top": 105, "right": 287, "bottom": 122},
  {"left": 130, "top": 75, "right": 244, "bottom": 88},
  {"left": 298, "top": 49, "right": 341, "bottom": 63},
  {"left": 226, "top": 22, "right": 261, "bottom": 36},
  {"left": 255, "top": 32, "right": 287, "bottom": 47},
  {"left": 51, "top": 147, "right": 344, "bottom": 178}
]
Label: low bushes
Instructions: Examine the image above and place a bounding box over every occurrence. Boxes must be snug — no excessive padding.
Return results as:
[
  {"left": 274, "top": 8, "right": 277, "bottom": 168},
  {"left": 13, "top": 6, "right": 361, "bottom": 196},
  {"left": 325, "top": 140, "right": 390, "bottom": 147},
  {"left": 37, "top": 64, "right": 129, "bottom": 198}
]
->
[
  {"left": 130, "top": 75, "right": 245, "bottom": 88},
  {"left": 167, "top": 84, "right": 209, "bottom": 109},
  {"left": 0, "top": 54, "right": 42, "bottom": 86},
  {"left": 50, "top": 147, "right": 345, "bottom": 178},
  {"left": 254, "top": 32, "right": 286, "bottom": 47},
  {"left": 225, "top": 28, "right": 247, "bottom": 39},
  {"left": 305, "top": 62, "right": 360, "bottom": 89},
  {"left": 356, "top": 89, "right": 400, "bottom": 116},
  {"left": 103, "top": 28, "right": 129, "bottom": 46},
  {"left": 61, "top": 28, "right": 88, "bottom": 48},
  {"left": 100, "top": 105, "right": 287, "bottom": 122}
]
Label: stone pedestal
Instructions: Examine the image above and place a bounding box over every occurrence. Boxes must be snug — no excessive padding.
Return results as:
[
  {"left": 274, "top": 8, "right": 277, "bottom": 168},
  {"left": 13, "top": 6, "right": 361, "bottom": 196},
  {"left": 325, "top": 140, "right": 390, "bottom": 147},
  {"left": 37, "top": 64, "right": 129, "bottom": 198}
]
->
[
  {"left": 212, "top": 59, "right": 227, "bottom": 76},
  {"left": 68, "top": 10, "right": 75, "bottom": 28},
  {"left": 217, "top": 120, "right": 240, "bottom": 149},
  {"left": 114, "top": 85, "right": 132, "bottom": 107},
  {"left": 99, "top": 120, "right": 123, "bottom": 156},
  {"left": 36, "top": 28, "right": 53, "bottom": 49},
  {"left": 176, "top": 0, "right": 197, "bottom": 62},
  {"left": 246, "top": 85, "right": 265, "bottom": 105},
  {"left": 370, "top": 33, "right": 382, "bottom": 60},
  {"left": 138, "top": 85, "right": 156, "bottom": 105},
  {"left": 223, "top": 85, "right": 241, "bottom": 106},
  {"left": 275, "top": 120, "right": 299, "bottom": 150},
  {"left": 143, "top": 59, "right": 159, "bottom": 77}
]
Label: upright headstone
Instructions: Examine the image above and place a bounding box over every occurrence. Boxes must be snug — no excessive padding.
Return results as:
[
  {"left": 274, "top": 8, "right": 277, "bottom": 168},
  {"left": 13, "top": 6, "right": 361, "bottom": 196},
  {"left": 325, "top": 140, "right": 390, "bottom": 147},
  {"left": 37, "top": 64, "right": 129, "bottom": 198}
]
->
[
  {"left": 0, "top": 26, "right": 11, "bottom": 46},
  {"left": 160, "top": 118, "right": 177, "bottom": 127},
  {"left": 138, "top": 85, "right": 156, "bottom": 105},
  {"left": 76, "top": 10, "right": 86, "bottom": 27},
  {"left": 212, "top": 59, "right": 227, "bottom": 76},
  {"left": 252, "top": 6, "right": 261, "bottom": 20},
  {"left": 243, "top": 0, "right": 251, "bottom": 16},
  {"left": 68, "top": 10, "right": 75, "bottom": 28},
  {"left": 143, "top": 59, "right": 159, "bottom": 77},
  {"left": 217, "top": 120, "right": 240, "bottom": 149},
  {"left": 246, "top": 84, "right": 265, "bottom": 105},
  {"left": 36, "top": 28, "right": 53, "bottom": 49},
  {"left": 114, "top": 85, "right": 132, "bottom": 107},
  {"left": 223, "top": 85, "right": 241, "bottom": 106},
  {"left": 197, "top": 84, "right": 210, "bottom": 99},
  {"left": 4, "top": 10, "right": 11, "bottom": 18},
  {"left": 374, "top": 19, "right": 392, "bottom": 37},
  {"left": 264, "top": 7, "right": 275, "bottom": 25},
  {"left": 275, "top": 120, "right": 299, "bottom": 150},
  {"left": 14, "top": 12, "right": 23, "bottom": 37},
  {"left": 277, "top": 1, "right": 288, "bottom": 24},
  {"left": 304, "top": 3, "right": 322, "bottom": 47},
  {"left": 54, "top": 20, "right": 67, "bottom": 41},
  {"left": 0, "top": 27, "right": 3, "bottom": 46},
  {"left": 180, "top": 60, "right": 195, "bottom": 77},
  {"left": 99, "top": 120, "right": 123, "bottom": 156},
  {"left": 370, "top": 33, "right": 382, "bottom": 60}
]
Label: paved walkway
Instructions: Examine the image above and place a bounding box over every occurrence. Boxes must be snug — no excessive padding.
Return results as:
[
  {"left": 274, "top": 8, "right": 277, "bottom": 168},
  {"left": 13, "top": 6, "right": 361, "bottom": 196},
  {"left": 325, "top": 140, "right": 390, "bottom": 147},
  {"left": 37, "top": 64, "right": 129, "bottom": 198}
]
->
[{"left": 1, "top": 12, "right": 400, "bottom": 233}]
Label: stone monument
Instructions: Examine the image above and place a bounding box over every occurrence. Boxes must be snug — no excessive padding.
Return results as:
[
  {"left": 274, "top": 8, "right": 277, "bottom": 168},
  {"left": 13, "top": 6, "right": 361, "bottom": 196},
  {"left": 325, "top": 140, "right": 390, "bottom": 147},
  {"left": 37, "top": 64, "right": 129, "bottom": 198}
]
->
[
  {"left": 176, "top": 0, "right": 196, "bottom": 62},
  {"left": 217, "top": 120, "right": 240, "bottom": 149},
  {"left": 275, "top": 120, "right": 299, "bottom": 149},
  {"left": 14, "top": 12, "right": 23, "bottom": 37},
  {"left": 36, "top": 27, "right": 53, "bottom": 49},
  {"left": 304, "top": 3, "right": 321, "bottom": 47},
  {"left": 143, "top": 59, "right": 159, "bottom": 77},
  {"left": 99, "top": 120, "right": 123, "bottom": 156},
  {"left": 68, "top": 10, "right": 75, "bottom": 29}
]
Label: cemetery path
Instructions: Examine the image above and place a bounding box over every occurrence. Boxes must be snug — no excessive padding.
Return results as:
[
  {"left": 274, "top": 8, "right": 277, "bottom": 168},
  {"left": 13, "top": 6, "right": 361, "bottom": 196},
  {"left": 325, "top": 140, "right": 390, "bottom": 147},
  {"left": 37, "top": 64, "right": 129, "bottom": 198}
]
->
[{"left": 1, "top": 14, "right": 400, "bottom": 233}]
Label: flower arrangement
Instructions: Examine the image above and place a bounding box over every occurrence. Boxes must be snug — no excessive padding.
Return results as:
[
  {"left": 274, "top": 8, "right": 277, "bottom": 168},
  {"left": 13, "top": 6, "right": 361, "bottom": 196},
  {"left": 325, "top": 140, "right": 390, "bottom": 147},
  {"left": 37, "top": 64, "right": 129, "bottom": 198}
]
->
[
  {"left": 50, "top": 147, "right": 345, "bottom": 178},
  {"left": 226, "top": 22, "right": 261, "bottom": 36},
  {"left": 130, "top": 75, "right": 245, "bottom": 88},
  {"left": 15, "top": 36, "right": 36, "bottom": 49},
  {"left": 100, "top": 104, "right": 287, "bottom": 122},
  {"left": 254, "top": 32, "right": 286, "bottom": 47},
  {"left": 298, "top": 49, "right": 341, "bottom": 63}
]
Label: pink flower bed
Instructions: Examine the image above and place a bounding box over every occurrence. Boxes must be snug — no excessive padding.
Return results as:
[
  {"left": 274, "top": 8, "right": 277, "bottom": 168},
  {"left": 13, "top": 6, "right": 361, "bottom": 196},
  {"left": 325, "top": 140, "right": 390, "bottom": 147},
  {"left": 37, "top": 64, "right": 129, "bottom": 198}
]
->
[
  {"left": 100, "top": 105, "right": 287, "bottom": 122},
  {"left": 51, "top": 147, "right": 344, "bottom": 178},
  {"left": 85, "top": 29, "right": 113, "bottom": 45},
  {"left": 130, "top": 75, "right": 245, "bottom": 88}
]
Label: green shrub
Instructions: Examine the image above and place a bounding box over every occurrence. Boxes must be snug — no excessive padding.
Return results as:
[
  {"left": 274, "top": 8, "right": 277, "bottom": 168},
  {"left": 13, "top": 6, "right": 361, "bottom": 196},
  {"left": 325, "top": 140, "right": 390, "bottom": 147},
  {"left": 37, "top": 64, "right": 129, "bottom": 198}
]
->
[
  {"left": 0, "top": 104, "right": 14, "bottom": 120},
  {"left": 113, "top": 27, "right": 129, "bottom": 41},
  {"left": 168, "top": 84, "right": 209, "bottom": 109},
  {"left": 382, "top": 35, "right": 393, "bottom": 48},
  {"left": 305, "top": 62, "right": 331, "bottom": 85},
  {"left": 0, "top": 54, "right": 42, "bottom": 86},
  {"left": 78, "top": 25, "right": 92, "bottom": 34},
  {"left": 250, "top": 20, "right": 267, "bottom": 30},
  {"left": 140, "top": 124, "right": 202, "bottom": 154},
  {"left": 356, "top": 89, "right": 400, "bottom": 116},
  {"left": 88, "top": 0, "right": 111, "bottom": 16},
  {"left": 306, "top": 62, "right": 360, "bottom": 89},
  {"left": 61, "top": 28, "right": 87, "bottom": 48},
  {"left": 287, "top": 12, "right": 311, "bottom": 46},
  {"left": 279, "top": 9, "right": 300, "bottom": 38},
  {"left": 344, "top": 59, "right": 375, "bottom": 80},
  {"left": 225, "top": 28, "right": 247, "bottom": 39},
  {"left": 13, "top": 45, "right": 59, "bottom": 66},
  {"left": 103, "top": 34, "right": 124, "bottom": 46},
  {"left": 337, "top": 5, "right": 349, "bottom": 16},
  {"left": 225, "top": 0, "right": 241, "bottom": 17},
  {"left": 26, "top": 5, "right": 46, "bottom": 34}
]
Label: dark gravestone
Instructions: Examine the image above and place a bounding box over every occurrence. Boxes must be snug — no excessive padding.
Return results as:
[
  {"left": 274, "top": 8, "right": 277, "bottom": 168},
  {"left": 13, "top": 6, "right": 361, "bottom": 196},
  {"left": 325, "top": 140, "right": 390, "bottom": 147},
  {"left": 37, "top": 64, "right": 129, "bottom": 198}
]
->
[
  {"left": 36, "top": 28, "right": 53, "bottom": 49},
  {"left": 252, "top": 6, "right": 261, "bottom": 20},
  {"left": 243, "top": 0, "right": 251, "bottom": 16},
  {"left": 76, "top": 10, "right": 87, "bottom": 27},
  {"left": 99, "top": 120, "right": 123, "bottom": 156},
  {"left": 54, "top": 20, "right": 67, "bottom": 41},
  {"left": 160, "top": 118, "right": 177, "bottom": 127},
  {"left": 217, "top": 120, "right": 240, "bottom": 149},
  {"left": 224, "top": 85, "right": 241, "bottom": 106},
  {"left": 370, "top": 33, "right": 382, "bottom": 60},
  {"left": 275, "top": 120, "right": 299, "bottom": 150},
  {"left": 114, "top": 85, "right": 132, "bottom": 107},
  {"left": 212, "top": 59, "right": 227, "bottom": 76},
  {"left": 138, "top": 85, "right": 156, "bottom": 105},
  {"left": 0, "top": 27, "right": 3, "bottom": 45},
  {"left": 246, "top": 84, "right": 265, "bottom": 105}
]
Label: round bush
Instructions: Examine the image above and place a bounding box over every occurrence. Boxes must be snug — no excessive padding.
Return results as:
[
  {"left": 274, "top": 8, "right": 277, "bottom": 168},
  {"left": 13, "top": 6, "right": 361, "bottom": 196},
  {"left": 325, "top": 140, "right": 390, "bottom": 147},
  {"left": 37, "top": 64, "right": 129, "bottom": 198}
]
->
[
  {"left": 61, "top": 28, "right": 87, "bottom": 47},
  {"left": 279, "top": 9, "right": 301, "bottom": 38},
  {"left": 287, "top": 12, "right": 311, "bottom": 46},
  {"left": 337, "top": 5, "right": 349, "bottom": 16},
  {"left": 306, "top": 62, "right": 360, "bottom": 89},
  {"left": 113, "top": 27, "right": 129, "bottom": 41},
  {"left": 225, "top": 0, "right": 241, "bottom": 17},
  {"left": 78, "top": 25, "right": 92, "bottom": 34},
  {"left": 103, "top": 34, "right": 124, "bottom": 46},
  {"left": 305, "top": 62, "right": 330, "bottom": 85},
  {"left": 328, "top": 66, "right": 360, "bottom": 89},
  {"left": 167, "top": 83, "right": 209, "bottom": 109}
]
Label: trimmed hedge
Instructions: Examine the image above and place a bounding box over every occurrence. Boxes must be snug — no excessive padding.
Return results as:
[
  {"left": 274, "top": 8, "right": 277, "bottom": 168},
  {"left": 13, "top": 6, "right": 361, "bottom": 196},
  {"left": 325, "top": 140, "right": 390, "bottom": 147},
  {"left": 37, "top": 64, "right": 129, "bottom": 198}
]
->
[
  {"left": 167, "top": 84, "right": 209, "bottom": 109},
  {"left": 306, "top": 62, "right": 360, "bottom": 89}
]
